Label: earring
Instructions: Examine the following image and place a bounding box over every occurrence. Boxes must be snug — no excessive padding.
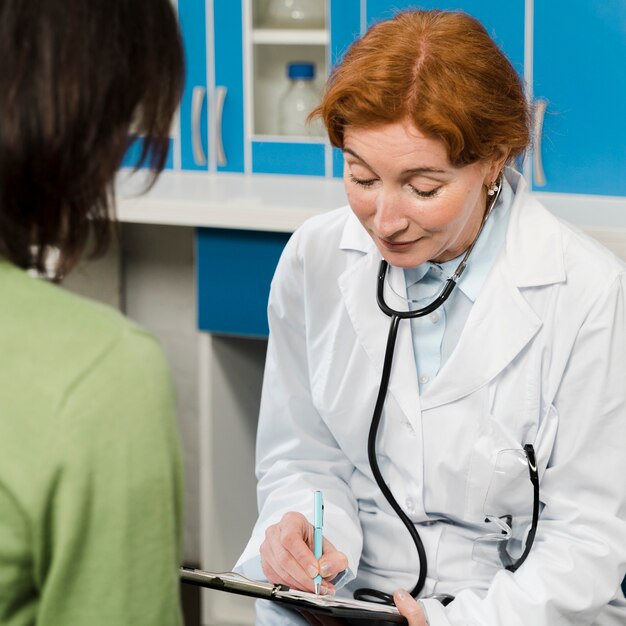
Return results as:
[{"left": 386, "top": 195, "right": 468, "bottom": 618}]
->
[{"left": 487, "top": 181, "right": 498, "bottom": 196}]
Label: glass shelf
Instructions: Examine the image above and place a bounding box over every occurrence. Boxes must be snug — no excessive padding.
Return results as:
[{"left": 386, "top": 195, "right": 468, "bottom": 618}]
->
[{"left": 252, "top": 28, "right": 328, "bottom": 45}]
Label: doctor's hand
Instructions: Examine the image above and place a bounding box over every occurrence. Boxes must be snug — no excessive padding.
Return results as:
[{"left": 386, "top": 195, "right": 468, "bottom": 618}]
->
[
  {"left": 260, "top": 511, "right": 348, "bottom": 595},
  {"left": 393, "top": 589, "right": 428, "bottom": 626}
]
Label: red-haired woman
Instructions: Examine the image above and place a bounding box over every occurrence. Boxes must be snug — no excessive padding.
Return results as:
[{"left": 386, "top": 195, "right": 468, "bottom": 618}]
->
[{"left": 237, "top": 9, "right": 626, "bottom": 626}]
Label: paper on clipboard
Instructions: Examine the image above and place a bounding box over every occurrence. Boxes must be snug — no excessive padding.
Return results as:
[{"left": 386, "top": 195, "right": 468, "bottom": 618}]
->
[{"left": 180, "top": 567, "right": 407, "bottom": 624}]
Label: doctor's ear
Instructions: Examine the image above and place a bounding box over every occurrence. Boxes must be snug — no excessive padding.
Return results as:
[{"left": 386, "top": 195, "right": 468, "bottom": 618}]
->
[{"left": 485, "top": 147, "right": 511, "bottom": 182}]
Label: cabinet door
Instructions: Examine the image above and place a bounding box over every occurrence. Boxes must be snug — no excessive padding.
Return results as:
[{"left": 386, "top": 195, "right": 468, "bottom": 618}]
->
[
  {"left": 214, "top": 0, "right": 245, "bottom": 173},
  {"left": 533, "top": 1, "right": 626, "bottom": 195},
  {"left": 179, "top": 0, "right": 209, "bottom": 171}
]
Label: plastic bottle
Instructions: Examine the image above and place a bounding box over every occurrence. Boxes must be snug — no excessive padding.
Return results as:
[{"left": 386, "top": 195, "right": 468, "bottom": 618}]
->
[
  {"left": 278, "top": 62, "right": 322, "bottom": 137},
  {"left": 264, "top": 0, "right": 325, "bottom": 29}
]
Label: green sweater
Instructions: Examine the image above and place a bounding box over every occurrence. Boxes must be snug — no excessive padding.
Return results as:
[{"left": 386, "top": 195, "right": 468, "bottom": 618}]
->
[{"left": 0, "top": 261, "right": 183, "bottom": 626}]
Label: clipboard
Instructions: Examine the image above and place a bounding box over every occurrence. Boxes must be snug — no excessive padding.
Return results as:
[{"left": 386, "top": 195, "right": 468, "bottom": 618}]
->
[{"left": 180, "top": 567, "right": 408, "bottom": 624}]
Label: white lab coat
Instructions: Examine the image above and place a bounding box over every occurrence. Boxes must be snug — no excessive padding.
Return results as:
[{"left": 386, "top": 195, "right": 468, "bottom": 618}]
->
[{"left": 237, "top": 170, "right": 626, "bottom": 625}]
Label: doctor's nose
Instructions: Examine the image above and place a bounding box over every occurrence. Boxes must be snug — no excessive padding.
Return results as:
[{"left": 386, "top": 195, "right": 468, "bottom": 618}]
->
[{"left": 373, "top": 188, "right": 409, "bottom": 239}]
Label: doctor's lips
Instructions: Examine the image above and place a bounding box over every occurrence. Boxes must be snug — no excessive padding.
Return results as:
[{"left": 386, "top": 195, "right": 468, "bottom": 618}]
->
[{"left": 378, "top": 237, "right": 418, "bottom": 251}]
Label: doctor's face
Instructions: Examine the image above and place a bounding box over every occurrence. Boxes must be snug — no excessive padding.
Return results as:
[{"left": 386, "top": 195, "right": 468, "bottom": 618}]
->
[{"left": 343, "top": 120, "right": 502, "bottom": 268}]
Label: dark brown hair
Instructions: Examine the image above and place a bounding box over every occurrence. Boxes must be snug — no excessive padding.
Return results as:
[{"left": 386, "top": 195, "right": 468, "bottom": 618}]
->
[
  {"left": 0, "top": 0, "right": 184, "bottom": 279},
  {"left": 313, "top": 10, "right": 530, "bottom": 167}
]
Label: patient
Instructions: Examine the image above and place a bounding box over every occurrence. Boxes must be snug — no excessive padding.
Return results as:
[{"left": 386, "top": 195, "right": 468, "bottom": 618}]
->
[{"left": 0, "top": 1, "right": 185, "bottom": 624}]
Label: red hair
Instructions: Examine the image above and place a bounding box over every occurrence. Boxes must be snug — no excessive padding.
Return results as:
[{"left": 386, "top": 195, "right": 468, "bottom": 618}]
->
[{"left": 312, "top": 10, "right": 530, "bottom": 166}]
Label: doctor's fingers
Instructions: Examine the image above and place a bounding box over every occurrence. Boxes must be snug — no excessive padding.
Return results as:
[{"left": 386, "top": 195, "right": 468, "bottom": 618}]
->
[
  {"left": 319, "top": 537, "right": 349, "bottom": 581},
  {"left": 260, "top": 542, "right": 335, "bottom": 595},
  {"left": 261, "top": 516, "right": 334, "bottom": 593},
  {"left": 393, "top": 589, "right": 428, "bottom": 626}
]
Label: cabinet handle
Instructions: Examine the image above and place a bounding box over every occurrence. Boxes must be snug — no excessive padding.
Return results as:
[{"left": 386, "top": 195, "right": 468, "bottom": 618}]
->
[
  {"left": 215, "top": 86, "right": 227, "bottom": 167},
  {"left": 192, "top": 86, "right": 207, "bottom": 166},
  {"left": 533, "top": 98, "right": 548, "bottom": 187}
]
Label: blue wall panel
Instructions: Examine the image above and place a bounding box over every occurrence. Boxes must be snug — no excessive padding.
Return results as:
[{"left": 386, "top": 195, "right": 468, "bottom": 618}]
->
[{"left": 365, "top": 0, "right": 524, "bottom": 74}]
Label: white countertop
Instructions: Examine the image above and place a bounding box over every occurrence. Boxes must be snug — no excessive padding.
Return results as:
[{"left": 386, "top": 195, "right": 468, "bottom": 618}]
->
[
  {"left": 116, "top": 169, "right": 348, "bottom": 233},
  {"left": 116, "top": 169, "right": 626, "bottom": 234}
]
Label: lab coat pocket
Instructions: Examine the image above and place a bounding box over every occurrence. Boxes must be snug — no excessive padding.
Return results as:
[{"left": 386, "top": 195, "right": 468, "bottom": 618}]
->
[{"left": 464, "top": 416, "right": 532, "bottom": 526}]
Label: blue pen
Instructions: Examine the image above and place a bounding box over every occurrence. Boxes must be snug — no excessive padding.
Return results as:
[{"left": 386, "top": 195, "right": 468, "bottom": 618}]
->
[{"left": 313, "top": 490, "right": 324, "bottom": 594}]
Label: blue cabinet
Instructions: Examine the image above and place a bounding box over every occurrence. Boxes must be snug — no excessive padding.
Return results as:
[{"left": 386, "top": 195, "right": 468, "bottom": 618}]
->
[
  {"left": 533, "top": 1, "right": 626, "bottom": 195},
  {"left": 128, "top": 0, "right": 625, "bottom": 199},
  {"left": 175, "top": 0, "right": 363, "bottom": 177}
]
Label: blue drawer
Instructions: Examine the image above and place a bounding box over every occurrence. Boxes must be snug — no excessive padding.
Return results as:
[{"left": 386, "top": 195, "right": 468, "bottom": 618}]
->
[{"left": 196, "top": 228, "right": 291, "bottom": 337}]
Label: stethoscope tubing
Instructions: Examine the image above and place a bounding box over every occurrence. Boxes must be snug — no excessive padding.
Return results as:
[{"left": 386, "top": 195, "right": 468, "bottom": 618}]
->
[
  {"left": 355, "top": 178, "right": 505, "bottom": 605},
  {"left": 356, "top": 268, "right": 460, "bottom": 604},
  {"left": 377, "top": 262, "right": 457, "bottom": 319},
  {"left": 354, "top": 312, "right": 429, "bottom": 604}
]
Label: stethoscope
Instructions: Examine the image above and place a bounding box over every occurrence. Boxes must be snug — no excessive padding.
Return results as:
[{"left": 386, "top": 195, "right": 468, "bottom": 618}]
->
[{"left": 353, "top": 176, "right": 509, "bottom": 607}]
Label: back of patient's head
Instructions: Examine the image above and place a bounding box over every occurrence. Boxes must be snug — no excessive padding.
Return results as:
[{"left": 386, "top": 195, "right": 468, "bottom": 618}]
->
[
  {"left": 314, "top": 9, "right": 530, "bottom": 169},
  {"left": 0, "top": 0, "right": 184, "bottom": 279}
]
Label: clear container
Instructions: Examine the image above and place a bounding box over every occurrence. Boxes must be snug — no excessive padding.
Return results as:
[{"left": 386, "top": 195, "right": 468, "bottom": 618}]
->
[
  {"left": 278, "top": 62, "right": 323, "bottom": 137},
  {"left": 263, "top": 0, "right": 325, "bottom": 29}
]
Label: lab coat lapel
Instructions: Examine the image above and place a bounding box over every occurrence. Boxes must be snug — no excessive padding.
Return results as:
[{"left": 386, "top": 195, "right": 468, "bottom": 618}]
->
[
  {"left": 420, "top": 176, "right": 566, "bottom": 410},
  {"left": 338, "top": 231, "right": 422, "bottom": 431},
  {"left": 420, "top": 261, "right": 541, "bottom": 409}
]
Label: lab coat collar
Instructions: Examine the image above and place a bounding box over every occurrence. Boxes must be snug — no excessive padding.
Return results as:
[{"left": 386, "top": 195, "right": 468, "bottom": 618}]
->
[
  {"left": 337, "top": 168, "right": 567, "bottom": 414},
  {"left": 503, "top": 169, "right": 566, "bottom": 288},
  {"left": 339, "top": 210, "right": 377, "bottom": 254}
]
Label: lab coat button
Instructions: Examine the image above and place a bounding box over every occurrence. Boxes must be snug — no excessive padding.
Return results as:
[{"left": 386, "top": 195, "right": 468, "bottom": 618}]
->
[{"left": 405, "top": 498, "right": 415, "bottom": 513}]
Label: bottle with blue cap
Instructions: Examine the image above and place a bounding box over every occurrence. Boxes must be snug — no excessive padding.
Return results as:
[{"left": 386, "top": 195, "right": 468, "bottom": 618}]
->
[{"left": 278, "top": 62, "right": 323, "bottom": 137}]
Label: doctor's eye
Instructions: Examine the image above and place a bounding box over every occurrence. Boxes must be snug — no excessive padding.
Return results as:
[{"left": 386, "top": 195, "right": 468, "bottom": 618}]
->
[
  {"left": 348, "top": 173, "right": 377, "bottom": 188},
  {"left": 407, "top": 184, "right": 441, "bottom": 199}
]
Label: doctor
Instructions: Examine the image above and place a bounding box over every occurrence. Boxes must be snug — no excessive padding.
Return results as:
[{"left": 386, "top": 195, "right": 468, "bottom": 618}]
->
[{"left": 237, "top": 9, "right": 626, "bottom": 626}]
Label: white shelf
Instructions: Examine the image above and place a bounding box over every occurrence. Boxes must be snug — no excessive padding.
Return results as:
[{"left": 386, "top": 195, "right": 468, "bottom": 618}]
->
[{"left": 252, "top": 28, "right": 328, "bottom": 45}]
